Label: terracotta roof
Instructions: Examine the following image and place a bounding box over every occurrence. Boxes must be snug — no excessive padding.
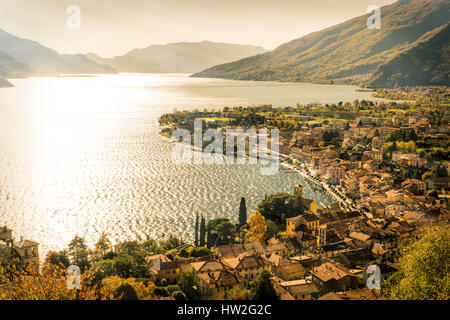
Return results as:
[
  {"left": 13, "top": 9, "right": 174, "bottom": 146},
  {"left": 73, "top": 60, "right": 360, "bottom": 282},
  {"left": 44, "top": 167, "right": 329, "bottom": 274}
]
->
[
  {"left": 191, "top": 260, "right": 228, "bottom": 273},
  {"left": 214, "top": 243, "right": 265, "bottom": 258},
  {"left": 222, "top": 254, "right": 266, "bottom": 270},
  {"left": 149, "top": 257, "right": 179, "bottom": 271},
  {"left": 302, "top": 213, "right": 319, "bottom": 223},
  {"left": 280, "top": 293, "right": 295, "bottom": 300},
  {"left": 372, "top": 243, "right": 389, "bottom": 256},
  {"left": 318, "top": 292, "right": 343, "bottom": 300},
  {"left": 319, "top": 289, "right": 376, "bottom": 300},
  {"left": 265, "top": 254, "right": 291, "bottom": 267},
  {"left": 14, "top": 239, "right": 39, "bottom": 248},
  {"left": 197, "top": 270, "right": 242, "bottom": 287},
  {"left": 279, "top": 279, "right": 318, "bottom": 295},
  {"left": 277, "top": 263, "right": 305, "bottom": 276},
  {"left": 349, "top": 232, "right": 372, "bottom": 242},
  {"left": 311, "top": 262, "right": 356, "bottom": 283}
]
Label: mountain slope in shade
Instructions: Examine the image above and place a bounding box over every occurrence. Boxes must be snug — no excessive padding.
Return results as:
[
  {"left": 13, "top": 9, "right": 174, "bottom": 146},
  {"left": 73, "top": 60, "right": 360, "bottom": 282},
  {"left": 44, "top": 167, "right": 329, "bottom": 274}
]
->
[
  {"left": 0, "top": 51, "right": 32, "bottom": 78},
  {"left": 86, "top": 41, "right": 266, "bottom": 73},
  {"left": 0, "top": 29, "right": 117, "bottom": 77},
  {"left": 192, "top": 0, "right": 449, "bottom": 88},
  {"left": 0, "top": 77, "right": 13, "bottom": 87},
  {"left": 367, "top": 23, "right": 450, "bottom": 87}
]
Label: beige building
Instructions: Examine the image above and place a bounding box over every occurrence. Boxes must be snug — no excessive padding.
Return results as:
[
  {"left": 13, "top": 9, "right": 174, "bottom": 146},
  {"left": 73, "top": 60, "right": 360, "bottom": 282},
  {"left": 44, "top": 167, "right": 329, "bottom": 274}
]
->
[
  {"left": 275, "top": 279, "right": 319, "bottom": 300},
  {"left": 0, "top": 226, "right": 39, "bottom": 271},
  {"left": 197, "top": 270, "right": 243, "bottom": 299},
  {"left": 327, "top": 166, "right": 346, "bottom": 185},
  {"left": 147, "top": 254, "right": 180, "bottom": 285},
  {"left": 222, "top": 252, "right": 268, "bottom": 283}
]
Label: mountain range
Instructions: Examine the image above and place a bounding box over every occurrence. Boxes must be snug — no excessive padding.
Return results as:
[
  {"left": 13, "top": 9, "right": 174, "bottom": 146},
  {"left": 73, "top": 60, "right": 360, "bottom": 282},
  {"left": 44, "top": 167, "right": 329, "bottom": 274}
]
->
[
  {"left": 1, "top": 0, "right": 448, "bottom": 89},
  {"left": 86, "top": 42, "right": 266, "bottom": 73},
  {"left": 0, "top": 28, "right": 117, "bottom": 87},
  {"left": 192, "top": 0, "right": 450, "bottom": 88}
]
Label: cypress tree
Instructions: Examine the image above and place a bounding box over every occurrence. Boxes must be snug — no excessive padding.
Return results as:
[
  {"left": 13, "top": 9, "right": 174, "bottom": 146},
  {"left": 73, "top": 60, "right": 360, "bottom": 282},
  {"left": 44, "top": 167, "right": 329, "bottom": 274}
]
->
[
  {"left": 206, "top": 224, "right": 212, "bottom": 248},
  {"left": 199, "top": 216, "right": 206, "bottom": 247},
  {"left": 194, "top": 213, "right": 199, "bottom": 247},
  {"left": 239, "top": 197, "right": 247, "bottom": 226}
]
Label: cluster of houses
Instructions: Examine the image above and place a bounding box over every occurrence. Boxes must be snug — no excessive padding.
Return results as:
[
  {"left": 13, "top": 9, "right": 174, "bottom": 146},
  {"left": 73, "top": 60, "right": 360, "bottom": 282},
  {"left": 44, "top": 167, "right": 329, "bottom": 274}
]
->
[
  {"left": 144, "top": 182, "right": 428, "bottom": 300},
  {"left": 275, "top": 113, "right": 449, "bottom": 219},
  {"left": 146, "top": 108, "right": 449, "bottom": 300},
  {"left": 0, "top": 226, "right": 40, "bottom": 271}
]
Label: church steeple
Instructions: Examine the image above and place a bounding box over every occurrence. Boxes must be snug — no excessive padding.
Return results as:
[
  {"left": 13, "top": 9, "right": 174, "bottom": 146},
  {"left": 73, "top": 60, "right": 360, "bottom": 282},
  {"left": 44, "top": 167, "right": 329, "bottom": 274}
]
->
[{"left": 295, "top": 185, "right": 304, "bottom": 199}]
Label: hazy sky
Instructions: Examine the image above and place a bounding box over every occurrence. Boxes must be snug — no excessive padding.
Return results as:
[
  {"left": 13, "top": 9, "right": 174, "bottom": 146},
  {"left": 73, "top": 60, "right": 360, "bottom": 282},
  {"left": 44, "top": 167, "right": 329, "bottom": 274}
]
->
[{"left": 0, "top": 0, "right": 397, "bottom": 57}]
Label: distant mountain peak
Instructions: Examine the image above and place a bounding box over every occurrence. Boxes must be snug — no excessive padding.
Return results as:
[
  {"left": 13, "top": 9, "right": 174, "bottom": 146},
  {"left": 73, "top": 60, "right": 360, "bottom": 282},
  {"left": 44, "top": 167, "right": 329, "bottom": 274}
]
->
[
  {"left": 0, "top": 28, "right": 117, "bottom": 79},
  {"left": 86, "top": 41, "right": 266, "bottom": 74}
]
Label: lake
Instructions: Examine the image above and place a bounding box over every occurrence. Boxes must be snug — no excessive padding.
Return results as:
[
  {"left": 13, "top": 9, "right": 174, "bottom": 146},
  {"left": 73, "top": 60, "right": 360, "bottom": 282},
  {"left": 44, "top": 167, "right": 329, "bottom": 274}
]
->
[{"left": 0, "top": 73, "right": 374, "bottom": 255}]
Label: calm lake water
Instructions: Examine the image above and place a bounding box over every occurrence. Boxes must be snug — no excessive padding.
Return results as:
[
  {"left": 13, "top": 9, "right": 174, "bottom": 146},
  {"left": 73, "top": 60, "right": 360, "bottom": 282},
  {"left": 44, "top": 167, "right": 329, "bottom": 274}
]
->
[{"left": 0, "top": 73, "right": 374, "bottom": 255}]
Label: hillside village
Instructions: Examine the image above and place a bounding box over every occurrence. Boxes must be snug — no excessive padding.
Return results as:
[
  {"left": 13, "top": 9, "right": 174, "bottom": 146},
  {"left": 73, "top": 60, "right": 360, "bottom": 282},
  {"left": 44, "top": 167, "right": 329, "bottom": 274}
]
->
[{"left": 149, "top": 91, "right": 449, "bottom": 300}]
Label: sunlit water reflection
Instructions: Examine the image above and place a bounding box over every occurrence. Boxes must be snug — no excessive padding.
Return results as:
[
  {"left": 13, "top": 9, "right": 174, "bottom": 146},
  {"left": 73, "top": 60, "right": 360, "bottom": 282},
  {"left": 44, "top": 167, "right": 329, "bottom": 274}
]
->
[{"left": 0, "top": 73, "right": 375, "bottom": 256}]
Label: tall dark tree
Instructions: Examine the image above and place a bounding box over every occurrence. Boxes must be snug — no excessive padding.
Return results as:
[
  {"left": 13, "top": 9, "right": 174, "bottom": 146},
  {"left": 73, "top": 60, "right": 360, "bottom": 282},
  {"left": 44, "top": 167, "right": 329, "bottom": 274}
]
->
[
  {"left": 239, "top": 197, "right": 247, "bottom": 226},
  {"left": 194, "top": 213, "right": 199, "bottom": 247},
  {"left": 178, "top": 272, "right": 202, "bottom": 300},
  {"left": 206, "top": 224, "right": 212, "bottom": 247},
  {"left": 249, "top": 270, "right": 280, "bottom": 300},
  {"left": 199, "top": 216, "right": 206, "bottom": 247},
  {"left": 68, "top": 235, "right": 91, "bottom": 272}
]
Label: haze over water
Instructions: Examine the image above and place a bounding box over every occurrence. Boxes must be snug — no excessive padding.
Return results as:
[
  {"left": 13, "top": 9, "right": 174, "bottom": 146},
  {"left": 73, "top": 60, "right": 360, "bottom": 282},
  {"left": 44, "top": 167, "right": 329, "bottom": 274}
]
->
[{"left": 0, "top": 73, "right": 375, "bottom": 255}]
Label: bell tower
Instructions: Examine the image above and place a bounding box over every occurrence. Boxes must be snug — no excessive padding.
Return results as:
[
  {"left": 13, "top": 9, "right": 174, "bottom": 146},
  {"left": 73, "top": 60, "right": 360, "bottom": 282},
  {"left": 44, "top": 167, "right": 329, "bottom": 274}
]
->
[{"left": 294, "top": 185, "right": 304, "bottom": 199}]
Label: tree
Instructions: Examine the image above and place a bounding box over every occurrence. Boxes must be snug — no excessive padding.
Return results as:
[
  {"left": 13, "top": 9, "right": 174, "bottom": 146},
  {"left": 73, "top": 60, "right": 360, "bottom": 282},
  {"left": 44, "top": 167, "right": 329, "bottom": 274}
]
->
[
  {"left": 92, "top": 259, "right": 116, "bottom": 281},
  {"left": 173, "top": 291, "right": 187, "bottom": 300},
  {"left": 178, "top": 273, "right": 202, "bottom": 300},
  {"left": 188, "top": 246, "right": 212, "bottom": 258},
  {"left": 206, "top": 218, "right": 237, "bottom": 246},
  {"left": 95, "top": 232, "right": 112, "bottom": 259},
  {"left": 382, "top": 225, "right": 449, "bottom": 300},
  {"left": 113, "top": 241, "right": 150, "bottom": 278},
  {"left": 0, "top": 263, "right": 98, "bottom": 300},
  {"left": 101, "top": 276, "right": 154, "bottom": 300},
  {"left": 249, "top": 270, "right": 279, "bottom": 300},
  {"left": 142, "top": 237, "right": 161, "bottom": 255},
  {"left": 194, "top": 213, "right": 199, "bottom": 247},
  {"left": 239, "top": 197, "right": 247, "bottom": 226},
  {"left": 115, "top": 282, "right": 138, "bottom": 300},
  {"left": 45, "top": 250, "right": 70, "bottom": 269},
  {"left": 68, "top": 235, "right": 91, "bottom": 272},
  {"left": 265, "top": 220, "right": 280, "bottom": 241},
  {"left": 422, "top": 171, "right": 435, "bottom": 182},
  {"left": 160, "top": 235, "right": 185, "bottom": 251},
  {"left": 206, "top": 224, "right": 212, "bottom": 247},
  {"left": 246, "top": 211, "right": 267, "bottom": 244},
  {"left": 257, "top": 193, "right": 304, "bottom": 226},
  {"left": 199, "top": 216, "right": 206, "bottom": 247},
  {"left": 426, "top": 189, "right": 439, "bottom": 199}
]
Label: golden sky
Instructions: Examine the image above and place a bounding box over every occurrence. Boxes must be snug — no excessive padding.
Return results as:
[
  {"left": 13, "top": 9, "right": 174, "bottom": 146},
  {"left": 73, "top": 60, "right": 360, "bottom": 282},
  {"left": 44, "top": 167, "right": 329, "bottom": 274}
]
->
[{"left": 0, "top": 0, "right": 397, "bottom": 57}]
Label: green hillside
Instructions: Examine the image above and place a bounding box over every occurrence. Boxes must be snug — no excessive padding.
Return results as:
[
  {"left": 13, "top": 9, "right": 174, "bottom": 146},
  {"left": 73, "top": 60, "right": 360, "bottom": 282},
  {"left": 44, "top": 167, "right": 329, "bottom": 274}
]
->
[
  {"left": 367, "top": 22, "right": 449, "bottom": 87},
  {"left": 192, "top": 0, "right": 449, "bottom": 88}
]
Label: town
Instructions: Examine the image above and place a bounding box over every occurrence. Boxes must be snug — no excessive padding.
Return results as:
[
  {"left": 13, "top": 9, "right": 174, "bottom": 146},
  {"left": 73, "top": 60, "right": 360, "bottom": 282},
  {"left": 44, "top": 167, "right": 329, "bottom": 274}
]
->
[{"left": 1, "top": 87, "right": 449, "bottom": 300}]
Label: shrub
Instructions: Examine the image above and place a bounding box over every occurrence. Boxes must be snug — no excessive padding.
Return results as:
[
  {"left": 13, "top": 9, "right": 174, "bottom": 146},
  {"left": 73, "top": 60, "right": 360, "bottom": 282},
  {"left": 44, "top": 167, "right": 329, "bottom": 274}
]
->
[{"left": 115, "top": 282, "right": 138, "bottom": 300}]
